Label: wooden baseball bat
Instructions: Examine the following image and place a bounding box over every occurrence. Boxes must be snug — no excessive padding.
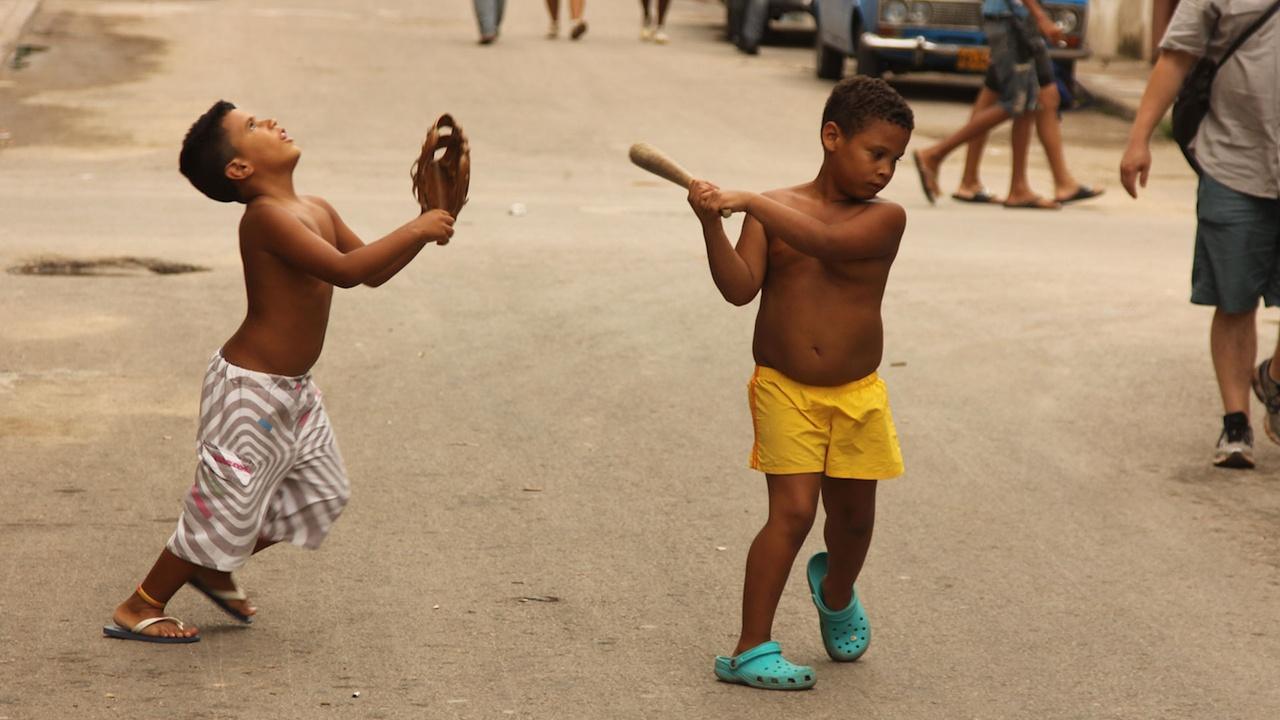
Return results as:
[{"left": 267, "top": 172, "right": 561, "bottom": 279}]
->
[{"left": 629, "top": 142, "right": 733, "bottom": 217}]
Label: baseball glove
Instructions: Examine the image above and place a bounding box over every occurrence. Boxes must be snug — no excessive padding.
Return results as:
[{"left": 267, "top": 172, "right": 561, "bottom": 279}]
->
[{"left": 411, "top": 114, "right": 470, "bottom": 230}]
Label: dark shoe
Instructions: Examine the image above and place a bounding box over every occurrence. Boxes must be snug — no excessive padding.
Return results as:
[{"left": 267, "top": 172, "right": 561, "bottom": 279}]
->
[
  {"left": 1252, "top": 359, "right": 1280, "bottom": 445},
  {"left": 570, "top": 20, "right": 588, "bottom": 40},
  {"left": 1056, "top": 185, "right": 1105, "bottom": 204},
  {"left": 1214, "top": 423, "right": 1255, "bottom": 469},
  {"left": 736, "top": 41, "right": 759, "bottom": 55}
]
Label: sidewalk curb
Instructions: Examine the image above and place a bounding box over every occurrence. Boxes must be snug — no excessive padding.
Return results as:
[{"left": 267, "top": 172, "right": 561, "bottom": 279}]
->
[
  {"left": 1075, "top": 77, "right": 1138, "bottom": 121},
  {"left": 1, "top": 0, "right": 42, "bottom": 69}
]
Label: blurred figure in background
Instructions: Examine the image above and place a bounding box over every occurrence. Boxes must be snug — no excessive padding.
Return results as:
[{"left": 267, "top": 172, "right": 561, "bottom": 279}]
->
[
  {"left": 640, "top": 0, "right": 672, "bottom": 44},
  {"left": 546, "top": 0, "right": 588, "bottom": 40},
  {"left": 472, "top": 0, "right": 505, "bottom": 45}
]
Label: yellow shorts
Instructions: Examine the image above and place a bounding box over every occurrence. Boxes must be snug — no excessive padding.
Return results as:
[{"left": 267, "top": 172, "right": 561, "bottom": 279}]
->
[{"left": 748, "top": 366, "right": 904, "bottom": 479}]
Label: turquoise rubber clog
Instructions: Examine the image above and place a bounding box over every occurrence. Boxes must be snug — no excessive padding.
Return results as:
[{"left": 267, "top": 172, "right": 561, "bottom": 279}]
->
[
  {"left": 713, "top": 641, "right": 816, "bottom": 690},
  {"left": 806, "top": 552, "right": 870, "bottom": 662}
]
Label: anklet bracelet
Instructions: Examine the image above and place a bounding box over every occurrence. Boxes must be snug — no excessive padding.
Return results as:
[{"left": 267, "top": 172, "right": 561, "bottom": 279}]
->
[{"left": 136, "top": 584, "right": 165, "bottom": 609}]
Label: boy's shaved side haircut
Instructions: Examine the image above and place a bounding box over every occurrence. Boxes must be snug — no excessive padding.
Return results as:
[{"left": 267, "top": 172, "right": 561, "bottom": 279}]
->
[
  {"left": 822, "top": 77, "right": 914, "bottom": 137},
  {"left": 180, "top": 100, "right": 241, "bottom": 203}
]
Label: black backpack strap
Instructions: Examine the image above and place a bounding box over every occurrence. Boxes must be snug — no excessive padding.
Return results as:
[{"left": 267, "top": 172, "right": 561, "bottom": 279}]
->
[{"left": 1217, "top": 0, "right": 1280, "bottom": 68}]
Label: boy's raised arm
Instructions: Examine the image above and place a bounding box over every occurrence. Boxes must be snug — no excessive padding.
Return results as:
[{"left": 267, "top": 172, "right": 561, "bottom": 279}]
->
[
  {"left": 714, "top": 190, "right": 904, "bottom": 262},
  {"left": 689, "top": 180, "right": 767, "bottom": 306},
  {"left": 244, "top": 203, "right": 452, "bottom": 288},
  {"left": 309, "top": 197, "right": 437, "bottom": 287}
]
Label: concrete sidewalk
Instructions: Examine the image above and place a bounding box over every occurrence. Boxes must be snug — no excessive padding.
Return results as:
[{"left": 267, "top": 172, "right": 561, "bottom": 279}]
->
[
  {"left": 1075, "top": 56, "right": 1152, "bottom": 120},
  {"left": 0, "top": 0, "right": 39, "bottom": 66}
]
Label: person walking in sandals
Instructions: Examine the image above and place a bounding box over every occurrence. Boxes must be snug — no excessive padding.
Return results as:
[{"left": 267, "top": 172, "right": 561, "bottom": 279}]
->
[
  {"left": 912, "top": 0, "right": 1065, "bottom": 210},
  {"left": 951, "top": 12, "right": 1102, "bottom": 207}
]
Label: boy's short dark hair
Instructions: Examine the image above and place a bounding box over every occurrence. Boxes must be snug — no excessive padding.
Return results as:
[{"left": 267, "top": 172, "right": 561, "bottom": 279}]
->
[
  {"left": 822, "top": 77, "right": 914, "bottom": 137},
  {"left": 179, "top": 100, "right": 241, "bottom": 203}
]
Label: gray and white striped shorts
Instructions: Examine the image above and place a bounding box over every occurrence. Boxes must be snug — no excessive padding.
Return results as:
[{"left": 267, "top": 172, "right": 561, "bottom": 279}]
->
[{"left": 167, "top": 352, "right": 351, "bottom": 572}]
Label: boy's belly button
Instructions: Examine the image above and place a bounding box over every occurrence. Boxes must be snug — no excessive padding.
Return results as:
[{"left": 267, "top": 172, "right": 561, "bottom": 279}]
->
[{"left": 811, "top": 346, "right": 822, "bottom": 357}]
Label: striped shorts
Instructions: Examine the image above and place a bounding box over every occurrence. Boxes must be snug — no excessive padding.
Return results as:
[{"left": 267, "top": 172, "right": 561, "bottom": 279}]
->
[{"left": 167, "top": 352, "right": 351, "bottom": 572}]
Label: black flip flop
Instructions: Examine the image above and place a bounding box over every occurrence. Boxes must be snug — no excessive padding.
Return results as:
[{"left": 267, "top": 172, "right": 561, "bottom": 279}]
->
[
  {"left": 190, "top": 576, "right": 254, "bottom": 624},
  {"left": 912, "top": 151, "right": 936, "bottom": 205},
  {"left": 1004, "top": 197, "right": 1061, "bottom": 210},
  {"left": 951, "top": 189, "right": 1001, "bottom": 204},
  {"left": 1057, "top": 185, "right": 1104, "bottom": 204}
]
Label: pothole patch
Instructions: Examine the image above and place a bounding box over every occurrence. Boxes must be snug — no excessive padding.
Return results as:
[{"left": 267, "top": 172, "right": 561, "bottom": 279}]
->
[{"left": 8, "top": 256, "right": 208, "bottom": 276}]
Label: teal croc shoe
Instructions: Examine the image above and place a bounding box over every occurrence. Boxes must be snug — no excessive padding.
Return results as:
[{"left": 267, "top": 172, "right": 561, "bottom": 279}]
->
[
  {"left": 714, "top": 641, "right": 816, "bottom": 690},
  {"left": 807, "top": 552, "right": 870, "bottom": 662}
]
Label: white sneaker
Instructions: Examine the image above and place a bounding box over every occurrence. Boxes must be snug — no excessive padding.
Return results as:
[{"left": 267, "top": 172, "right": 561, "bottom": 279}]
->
[
  {"left": 640, "top": 23, "right": 654, "bottom": 41},
  {"left": 546, "top": 22, "right": 559, "bottom": 39},
  {"left": 653, "top": 27, "right": 670, "bottom": 44}
]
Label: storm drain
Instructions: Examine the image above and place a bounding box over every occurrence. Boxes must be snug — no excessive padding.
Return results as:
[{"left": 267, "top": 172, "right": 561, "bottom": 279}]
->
[{"left": 8, "top": 256, "right": 208, "bottom": 276}]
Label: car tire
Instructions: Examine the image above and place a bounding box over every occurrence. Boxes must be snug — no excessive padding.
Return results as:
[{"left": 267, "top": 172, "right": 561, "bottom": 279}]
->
[
  {"left": 725, "top": 0, "right": 742, "bottom": 43},
  {"left": 814, "top": 17, "right": 844, "bottom": 79}
]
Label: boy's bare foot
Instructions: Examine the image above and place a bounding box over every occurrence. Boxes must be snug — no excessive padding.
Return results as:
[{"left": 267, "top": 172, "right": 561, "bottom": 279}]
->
[
  {"left": 191, "top": 567, "right": 257, "bottom": 620},
  {"left": 111, "top": 594, "right": 200, "bottom": 639}
]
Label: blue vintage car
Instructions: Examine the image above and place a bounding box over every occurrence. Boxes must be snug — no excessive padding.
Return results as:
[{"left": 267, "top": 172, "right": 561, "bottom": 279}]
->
[{"left": 815, "top": 0, "right": 1090, "bottom": 87}]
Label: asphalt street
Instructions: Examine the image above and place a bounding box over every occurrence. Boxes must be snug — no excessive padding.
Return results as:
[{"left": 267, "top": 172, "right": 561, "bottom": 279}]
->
[{"left": 0, "top": 1, "right": 1277, "bottom": 719}]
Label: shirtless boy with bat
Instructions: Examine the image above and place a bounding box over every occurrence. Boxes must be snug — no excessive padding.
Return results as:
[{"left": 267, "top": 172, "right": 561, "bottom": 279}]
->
[{"left": 683, "top": 77, "right": 914, "bottom": 689}]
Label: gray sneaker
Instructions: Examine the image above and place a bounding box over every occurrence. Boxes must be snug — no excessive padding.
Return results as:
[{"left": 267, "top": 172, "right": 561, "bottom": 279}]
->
[
  {"left": 1214, "top": 424, "right": 1255, "bottom": 469},
  {"left": 1251, "top": 359, "right": 1280, "bottom": 444}
]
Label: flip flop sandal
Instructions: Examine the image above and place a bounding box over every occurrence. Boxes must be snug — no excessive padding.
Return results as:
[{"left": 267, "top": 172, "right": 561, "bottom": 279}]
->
[
  {"left": 912, "top": 151, "right": 936, "bottom": 205},
  {"left": 951, "top": 189, "right": 1000, "bottom": 204},
  {"left": 713, "top": 641, "right": 816, "bottom": 690},
  {"left": 1003, "top": 197, "right": 1060, "bottom": 210},
  {"left": 190, "top": 576, "right": 254, "bottom": 624},
  {"left": 806, "top": 552, "right": 870, "bottom": 662},
  {"left": 1057, "top": 185, "right": 1104, "bottom": 204},
  {"left": 103, "top": 616, "right": 200, "bottom": 644}
]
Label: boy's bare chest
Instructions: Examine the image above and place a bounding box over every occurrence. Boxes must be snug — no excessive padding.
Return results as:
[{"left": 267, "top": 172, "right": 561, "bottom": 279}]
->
[
  {"left": 292, "top": 203, "right": 336, "bottom": 246},
  {"left": 766, "top": 239, "right": 858, "bottom": 284}
]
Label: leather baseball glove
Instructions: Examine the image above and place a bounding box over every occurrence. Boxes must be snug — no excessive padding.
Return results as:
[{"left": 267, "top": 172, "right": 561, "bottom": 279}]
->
[{"left": 411, "top": 114, "right": 470, "bottom": 232}]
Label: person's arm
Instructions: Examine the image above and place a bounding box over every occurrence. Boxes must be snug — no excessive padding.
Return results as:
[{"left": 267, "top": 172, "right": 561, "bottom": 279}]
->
[
  {"left": 310, "top": 197, "right": 439, "bottom": 287},
  {"left": 243, "top": 203, "right": 453, "bottom": 288},
  {"left": 1119, "top": 49, "right": 1198, "bottom": 198},
  {"left": 1022, "top": 0, "right": 1064, "bottom": 45},
  {"left": 708, "top": 189, "right": 904, "bottom": 263},
  {"left": 688, "top": 179, "right": 767, "bottom": 306}
]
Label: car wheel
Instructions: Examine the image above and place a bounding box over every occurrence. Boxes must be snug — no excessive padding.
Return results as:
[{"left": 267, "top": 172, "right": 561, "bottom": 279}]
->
[
  {"left": 814, "top": 16, "right": 844, "bottom": 79},
  {"left": 725, "top": 0, "right": 742, "bottom": 42}
]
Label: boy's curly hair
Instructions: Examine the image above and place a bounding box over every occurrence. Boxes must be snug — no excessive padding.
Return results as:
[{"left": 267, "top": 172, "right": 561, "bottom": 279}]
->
[
  {"left": 822, "top": 76, "right": 914, "bottom": 137},
  {"left": 179, "top": 100, "right": 241, "bottom": 203}
]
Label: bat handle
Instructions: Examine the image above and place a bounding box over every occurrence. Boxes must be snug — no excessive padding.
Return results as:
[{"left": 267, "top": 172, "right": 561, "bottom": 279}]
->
[{"left": 719, "top": 208, "right": 733, "bottom": 218}]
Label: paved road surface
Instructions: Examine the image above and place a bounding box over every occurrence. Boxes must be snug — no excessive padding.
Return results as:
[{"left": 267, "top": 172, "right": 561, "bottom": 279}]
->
[{"left": 1, "top": 1, "right": 1276, "bottom": 718}]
